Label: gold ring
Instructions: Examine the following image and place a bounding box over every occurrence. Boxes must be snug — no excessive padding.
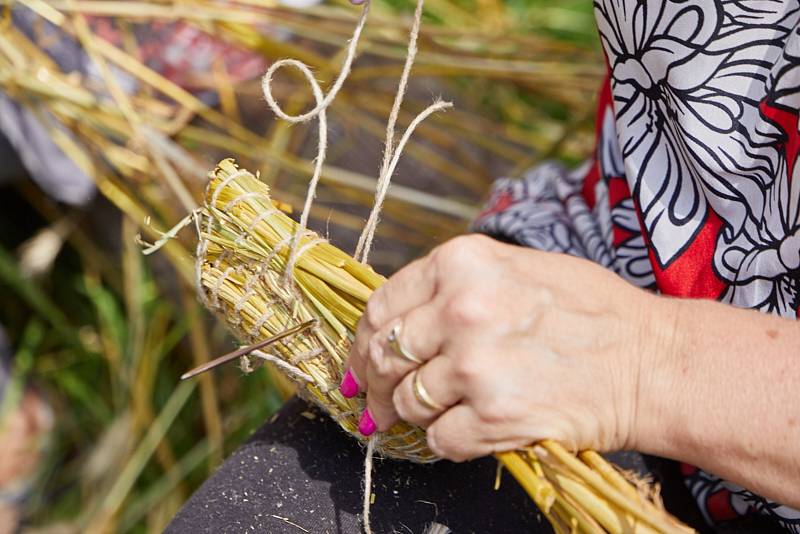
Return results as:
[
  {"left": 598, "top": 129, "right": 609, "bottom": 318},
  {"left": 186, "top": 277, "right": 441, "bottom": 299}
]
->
[
  {"left": 413, "top": 368, "right": 446, "bottom": 412},
  {"left": 387, "top": 324, "right": 423, "bottom": 365}
]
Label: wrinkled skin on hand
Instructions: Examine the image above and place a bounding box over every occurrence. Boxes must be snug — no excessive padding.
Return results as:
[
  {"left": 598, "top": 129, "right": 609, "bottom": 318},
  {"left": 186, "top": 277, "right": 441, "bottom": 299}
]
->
[{"left": 345, "top": 234, "right": 674, "bottom": 462}]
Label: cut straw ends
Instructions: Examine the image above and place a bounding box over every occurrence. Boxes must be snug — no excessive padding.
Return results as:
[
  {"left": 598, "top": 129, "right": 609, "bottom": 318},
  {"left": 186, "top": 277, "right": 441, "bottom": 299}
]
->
[{"left": 195, "top": 159, "right": 695, "bottom": 534}]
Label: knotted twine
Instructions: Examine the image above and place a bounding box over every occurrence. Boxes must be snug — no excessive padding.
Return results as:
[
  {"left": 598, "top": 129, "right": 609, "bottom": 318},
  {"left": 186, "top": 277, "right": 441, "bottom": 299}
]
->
[{"left": 259, "top": 1, "right": 451, "bottom": 532}]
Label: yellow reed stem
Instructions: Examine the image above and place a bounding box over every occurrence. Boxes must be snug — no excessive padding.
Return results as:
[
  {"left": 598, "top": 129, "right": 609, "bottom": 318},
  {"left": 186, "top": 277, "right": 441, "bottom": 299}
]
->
[
  {"left": 580, "top": 450, "right": 642, "bottom": 502},
  {"left": 195, "top": 160, "right": 695, "bottom": 533},
  {"left": 496, "top": 451, "right": 556, "bottom": 513},
  {"left": 541, "top": 441, "right": 693, "bottom": 534}
]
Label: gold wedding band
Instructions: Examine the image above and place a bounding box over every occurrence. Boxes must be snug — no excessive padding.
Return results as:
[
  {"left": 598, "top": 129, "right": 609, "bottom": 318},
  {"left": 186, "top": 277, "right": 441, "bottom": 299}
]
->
[
  {"left": 413, "top": 368, "right": 446, "bottom": 412},
  {"left": 387, "top": 324, "right": 423, "bottom": 365}
]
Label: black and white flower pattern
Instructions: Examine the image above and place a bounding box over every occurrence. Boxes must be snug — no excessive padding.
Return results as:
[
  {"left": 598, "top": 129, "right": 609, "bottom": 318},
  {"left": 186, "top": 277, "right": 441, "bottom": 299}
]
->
[{"left": 475, "top": 1, "right": 800, "bottom": 529}]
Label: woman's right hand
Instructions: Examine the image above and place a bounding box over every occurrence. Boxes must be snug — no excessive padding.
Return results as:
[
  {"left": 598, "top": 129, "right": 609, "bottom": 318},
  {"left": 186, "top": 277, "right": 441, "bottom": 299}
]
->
[{"left": 341, "top": 235, "right": 674, "bottom": 461}]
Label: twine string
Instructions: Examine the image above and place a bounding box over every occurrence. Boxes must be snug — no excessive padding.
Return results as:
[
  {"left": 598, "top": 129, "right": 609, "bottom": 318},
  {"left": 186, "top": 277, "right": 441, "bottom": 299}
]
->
[
  {"left": 353, "top": 0, "right": 454, "bottom": 264},
  {"left": 352, "top": 0, "right": 424, "bottom": 262},
  {"left": 266, "top": 59, "right": 326, "bottom": 286},
  {"left": 362, "top": 435, "right": 377, "bottom": 534},
  {"left": 260, "top": 3, "right": 370, "bottom": 284},
  {"left": 261, "top": 3, "right": 371, "bottom": 125},
  {"left": 357, "top": 97, "right": 451, "bottom": 264},
  {"left": 250, "top": 349, "right": 314, "bottom": 383},
  {"left": 259, "top": 1, "right": 449, "bottom": 531},
  {"left": 261, "top": 0, "right": 451, "bottom": 270}
]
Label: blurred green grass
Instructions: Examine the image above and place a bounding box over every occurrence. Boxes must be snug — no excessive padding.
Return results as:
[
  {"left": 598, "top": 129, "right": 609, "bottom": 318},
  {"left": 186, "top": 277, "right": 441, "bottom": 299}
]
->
[
  {"left": 0, "top": 189, "right": 285, "bottom": 532},
  {"left": 0, "top": 0, "right": 601, "bottom": 531}
]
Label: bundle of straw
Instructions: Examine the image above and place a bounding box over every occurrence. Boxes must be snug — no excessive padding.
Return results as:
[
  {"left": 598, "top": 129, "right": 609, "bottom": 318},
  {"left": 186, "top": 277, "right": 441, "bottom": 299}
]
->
[
  {"left": 0, "top": 0, "right": 602, "bottom": 273},
  {"left": 196, "top": 158, "right": 695, "bottom": 534}
]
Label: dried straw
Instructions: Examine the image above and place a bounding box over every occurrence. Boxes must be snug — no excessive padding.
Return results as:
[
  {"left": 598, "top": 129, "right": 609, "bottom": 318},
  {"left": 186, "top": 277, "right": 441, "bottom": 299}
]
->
[
  {"left": 1, "top": 2, "right": 693, "bottom": 531},
  {"left": 197, "top": 160, "right": 434, "bottom": 462},
  {"left": 196, "top": 159, "right": 695, "bottom": 534}
]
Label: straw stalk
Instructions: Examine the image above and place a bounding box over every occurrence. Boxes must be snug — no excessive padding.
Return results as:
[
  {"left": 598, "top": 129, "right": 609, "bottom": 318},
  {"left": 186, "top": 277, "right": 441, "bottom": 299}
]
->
[{"left": 196, "top": 158, "right": 695, "bottom": 534}]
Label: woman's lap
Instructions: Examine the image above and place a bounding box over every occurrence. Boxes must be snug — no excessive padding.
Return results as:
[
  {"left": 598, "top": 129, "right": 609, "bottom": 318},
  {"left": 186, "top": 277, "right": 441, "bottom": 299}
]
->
[
  {"left": 166, "top": 397, "right": 555, "bottom": 533},
  {"left": 171, "top": 397, "right": 783, "bottom": 534}
]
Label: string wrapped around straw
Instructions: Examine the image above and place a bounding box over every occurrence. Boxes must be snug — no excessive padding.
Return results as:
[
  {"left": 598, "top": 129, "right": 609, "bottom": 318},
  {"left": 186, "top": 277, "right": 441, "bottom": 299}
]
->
[
  {"left": 196, "top": 160, "right": 434, "bottom": 461},
  {"left": 184, "top": 0, "right": 695, "bottom": 531},
  {"left": 195, "top": 159, "right": 694, "bottom": 534}
]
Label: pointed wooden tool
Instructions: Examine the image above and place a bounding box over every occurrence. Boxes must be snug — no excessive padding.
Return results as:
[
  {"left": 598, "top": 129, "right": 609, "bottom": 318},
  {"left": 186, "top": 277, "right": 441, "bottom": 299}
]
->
[{"left": 180, "top": 319, "right": 317, "bottom": 380}]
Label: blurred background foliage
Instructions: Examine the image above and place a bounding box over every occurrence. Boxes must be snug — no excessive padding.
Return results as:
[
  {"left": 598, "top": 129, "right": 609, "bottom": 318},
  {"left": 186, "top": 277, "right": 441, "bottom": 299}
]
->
[{"left": 0, "top": 0, "right": 602, "bottom": 531}]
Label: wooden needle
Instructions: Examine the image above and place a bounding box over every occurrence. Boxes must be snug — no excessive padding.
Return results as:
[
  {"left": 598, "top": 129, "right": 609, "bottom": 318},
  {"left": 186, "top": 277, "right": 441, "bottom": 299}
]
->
[{"left": 180, "top": 319, "right": 317, "bottom": 380}]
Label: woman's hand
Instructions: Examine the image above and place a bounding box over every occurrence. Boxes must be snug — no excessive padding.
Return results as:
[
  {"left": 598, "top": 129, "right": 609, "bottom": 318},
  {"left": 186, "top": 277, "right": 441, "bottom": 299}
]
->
[{"left": 341, "top": 234, "right": 678, "bottom": 461}]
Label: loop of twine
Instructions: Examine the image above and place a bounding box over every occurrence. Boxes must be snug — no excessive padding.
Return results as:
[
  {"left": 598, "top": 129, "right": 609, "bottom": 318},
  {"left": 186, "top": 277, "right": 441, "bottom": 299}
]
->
[
  {"left": 141, "top": 11, "right": 447, "bottom": 532},
  {"left": 260, "top": 2, "right": 370, "bottom": 284},
  {"left": 259, "top": 1, "right": 450, "bottom": 531},
  {"left": 261, "top": 0, "right": 451, "bottom": 270}
]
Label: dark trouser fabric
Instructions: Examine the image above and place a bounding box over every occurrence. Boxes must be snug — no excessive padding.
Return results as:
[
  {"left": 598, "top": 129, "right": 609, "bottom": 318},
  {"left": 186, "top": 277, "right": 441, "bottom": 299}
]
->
[
  {"left": 167, "top": 397, "right": 554, "bottom": 533},
  {"left": 167, "top": 397, "right": 775, "bottom": 534}
]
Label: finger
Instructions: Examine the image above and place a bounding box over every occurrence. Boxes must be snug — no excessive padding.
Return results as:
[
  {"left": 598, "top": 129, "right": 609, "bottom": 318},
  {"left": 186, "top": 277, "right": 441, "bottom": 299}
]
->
[
  {"left": 362, "top": 328, "right": 408, "bottom": 431},
  {"left": 426, "top": 404, "right": 493, "bottom": 462},
  {"left": 364, "top": 302, "right": 449, "bottom": 429},
  {"left": 364, "top": 254, "right": 439, "bottom": 333},
  {"left": 393, "top": 356, "right": 463, "bottom": 428},
  {"left": 382, "top": 301, "right": 448, "bottom": 366},
  {"left": 362, "top": 333, "right": 397, "bottom": 431},
  {"left": 344, "top": 254, "right": 438, "bottom": 395},
  {"left": 340, "top": 316, "right": 371, "bottom": 397},
  {"left": 367, "top": 300, "right": 449, "bottom": 390}
]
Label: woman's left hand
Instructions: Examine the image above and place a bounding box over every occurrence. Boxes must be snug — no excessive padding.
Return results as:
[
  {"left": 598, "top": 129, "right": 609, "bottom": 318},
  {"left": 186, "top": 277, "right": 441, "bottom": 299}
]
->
[{"left": 341, "top": 234, "right": 679, "bottom": 461}]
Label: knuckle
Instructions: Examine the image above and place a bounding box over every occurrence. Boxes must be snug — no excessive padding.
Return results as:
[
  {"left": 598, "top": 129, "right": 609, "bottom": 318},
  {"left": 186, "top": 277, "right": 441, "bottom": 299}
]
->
[
  {"left": 351, "top": 331, "right": 369, "bottom": 365},
  {"left": 392, "top": 387, "right": 411, "bottom": 422},
  {"left": 443, "top": 293, "right": 489, "bottom": 326},
  {"left": 435, "top": 235, "right": 482, "bottom": 267},
  {"left": 430, "top": 235, "right": 493, "bottom": 292},
  {"left": 367, "top": 338, "right": 392, "bottom": 378},
  {"left": 428, "top": 429, "right": 466, "bottom": 462},
  {"left": 474, "top": 397, "right": 506, "bottom": 424},
  {"left": 452, "top": 351, "right": 481, "bottom": 384},
  {"left": 364, "top": 291, "right": 387, "bottom": 331},
  {"left": 474, "top": 394, "right": 521, "bottom": 427}
]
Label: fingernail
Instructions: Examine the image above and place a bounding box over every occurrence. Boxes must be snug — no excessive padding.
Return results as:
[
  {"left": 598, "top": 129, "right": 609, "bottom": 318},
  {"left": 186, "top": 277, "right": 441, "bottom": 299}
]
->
[
  {"left": 339, "top": 368, "right": 360, "bottom": 398},
  {"left": 358, "top": 409, "right": 376, "bottom": 436}
]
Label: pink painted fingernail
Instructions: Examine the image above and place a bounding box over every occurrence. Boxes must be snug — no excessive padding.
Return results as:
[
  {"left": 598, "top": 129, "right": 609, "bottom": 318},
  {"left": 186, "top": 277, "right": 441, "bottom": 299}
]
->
[
  {"left": 358, "top": 409, "right": 376, "bottom": 436},
  {"left": 340, "top": 368, "right": 360, "bottom": 398}
]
